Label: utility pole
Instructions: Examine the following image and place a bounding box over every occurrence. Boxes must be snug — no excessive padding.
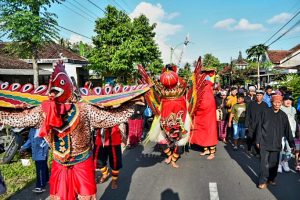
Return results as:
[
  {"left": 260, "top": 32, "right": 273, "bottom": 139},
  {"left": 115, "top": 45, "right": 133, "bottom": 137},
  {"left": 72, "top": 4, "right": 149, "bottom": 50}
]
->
[{"left": 170, "top": 34, "right": 190, "bottom": 65}]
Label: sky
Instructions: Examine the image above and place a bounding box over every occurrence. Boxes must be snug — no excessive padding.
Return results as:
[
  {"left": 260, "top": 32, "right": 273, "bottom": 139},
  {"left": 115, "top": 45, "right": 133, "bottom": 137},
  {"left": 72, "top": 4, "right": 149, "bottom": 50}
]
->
[{"left": 49, "top": 0, "right": 300, "bottom": 65}]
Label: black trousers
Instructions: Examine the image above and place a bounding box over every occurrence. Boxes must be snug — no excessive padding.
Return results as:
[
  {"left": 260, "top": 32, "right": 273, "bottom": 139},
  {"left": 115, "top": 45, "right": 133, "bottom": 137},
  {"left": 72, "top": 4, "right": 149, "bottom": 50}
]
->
[
  {"left": 35, "top": 160, "right": 49, "bottom": 188},
  {"left": 246, "top": 136, "right": 260, "bottom": 154},
  {"left": 259, "top": 148, "right": 280, "bottom": 185},
  {"left": 97, "top": 145, "right": 122, "bottom": 170}
]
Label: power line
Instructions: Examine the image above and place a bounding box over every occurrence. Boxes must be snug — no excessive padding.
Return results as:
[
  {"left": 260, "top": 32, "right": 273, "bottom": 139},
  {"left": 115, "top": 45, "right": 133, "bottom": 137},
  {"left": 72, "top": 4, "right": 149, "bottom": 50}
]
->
[
  {"left": 87, "top": 0, "right": 106, "bottom": 14},
  {"left": 57, "top": 25, "right": 92, "bottom": 40},
  {"left": 61, "top": 3, "right": 95, "bottom": 23},
  {"left": 72, "top": 0, "right": 99, "bottom": 18},
  {"left": 268, "top": 19, "right": 300, "bottom": 46},
  {"left": 67, "top": 0, "right": 97, "bottom": 19},
  {"left": 110, "top": 0, "right": 128, "bottom": 14},
  {"left": 264, "top": 9, "right": 300, "bottom": 45}
]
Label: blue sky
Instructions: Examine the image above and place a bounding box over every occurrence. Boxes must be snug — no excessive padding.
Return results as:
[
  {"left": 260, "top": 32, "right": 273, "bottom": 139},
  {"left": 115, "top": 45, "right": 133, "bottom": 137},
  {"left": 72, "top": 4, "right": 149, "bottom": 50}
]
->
[{"left": 49, "top": 0, "right": 300, "bottom": 64}]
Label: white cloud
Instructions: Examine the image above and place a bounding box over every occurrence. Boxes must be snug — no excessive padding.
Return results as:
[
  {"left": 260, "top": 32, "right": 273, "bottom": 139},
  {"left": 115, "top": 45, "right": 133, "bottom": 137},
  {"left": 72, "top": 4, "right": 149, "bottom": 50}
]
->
[
  {"left": 214, "top": 18, "right": 236, "bottom": 30},
  {"left": 233, "top": 19, "right": 264, "bottom": 31},
  {"left": 214, "top": 18, "right": 264, "bottom": 31},
  {"left": 69, "top": 34, "right": 85, "bottom": 44},
  {"left": 267, "top": 12, "right": 292, "bottom": 24},
  {"left": 130, "top": 2, "right": 182, "bottom": 63}
]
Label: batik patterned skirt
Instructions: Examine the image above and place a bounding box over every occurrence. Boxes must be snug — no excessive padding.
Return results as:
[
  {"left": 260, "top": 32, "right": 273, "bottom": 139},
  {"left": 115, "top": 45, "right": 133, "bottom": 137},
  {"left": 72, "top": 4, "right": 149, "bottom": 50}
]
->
[{"left": 217, "top": 120, "right": 227, "bottom": 140}]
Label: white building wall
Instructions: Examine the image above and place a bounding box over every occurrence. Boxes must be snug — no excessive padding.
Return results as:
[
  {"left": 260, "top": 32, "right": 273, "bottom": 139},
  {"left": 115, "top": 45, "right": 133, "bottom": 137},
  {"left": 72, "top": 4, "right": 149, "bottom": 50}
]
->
[
  {"left": 279, "top": 51, "right": 300, "bottom": 67},
  {"left": 39, "top": 63, "right": 82, "bottom": 84}
]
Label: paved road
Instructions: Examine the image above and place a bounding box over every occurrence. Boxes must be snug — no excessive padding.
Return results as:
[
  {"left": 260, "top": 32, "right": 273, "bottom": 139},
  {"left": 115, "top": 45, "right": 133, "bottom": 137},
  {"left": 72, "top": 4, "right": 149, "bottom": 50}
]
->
[{"left": 10, "top": 142, "right": 300, "bottom": 200}]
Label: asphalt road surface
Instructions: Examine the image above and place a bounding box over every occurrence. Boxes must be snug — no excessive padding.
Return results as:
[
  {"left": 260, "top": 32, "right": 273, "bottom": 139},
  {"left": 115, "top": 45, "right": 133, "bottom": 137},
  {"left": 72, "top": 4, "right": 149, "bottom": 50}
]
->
[{"left": 10, "top": 142, "right": 300, "bottom": 200}]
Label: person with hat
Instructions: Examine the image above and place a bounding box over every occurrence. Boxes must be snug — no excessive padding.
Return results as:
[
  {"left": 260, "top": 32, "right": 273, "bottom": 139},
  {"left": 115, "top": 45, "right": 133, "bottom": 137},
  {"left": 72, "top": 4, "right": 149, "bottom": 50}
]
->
[
  {"left": 278, "top": 94, "right": 299, "bottom": 172},
  {"left": 244, "top": 86, "right": 256, "bottom": 104},
  {"left": 245, "top": 90, "right": 268, "bottom": 156},
  {"left": 256, "top": 94, "right": 295, "bottom": 189}
]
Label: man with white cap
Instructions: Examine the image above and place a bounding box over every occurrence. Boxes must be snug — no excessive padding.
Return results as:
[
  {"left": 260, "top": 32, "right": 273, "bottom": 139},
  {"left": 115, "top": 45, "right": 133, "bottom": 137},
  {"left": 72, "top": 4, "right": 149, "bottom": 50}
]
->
[
  {"left": 256, "top": 95, "right": 295, "bottom": 189},
  {"left": 245, "top": 86, "right": 256, "bottom": 104},
  {"left": 245, "top": 90, "right": 268, "bottom": 156}
]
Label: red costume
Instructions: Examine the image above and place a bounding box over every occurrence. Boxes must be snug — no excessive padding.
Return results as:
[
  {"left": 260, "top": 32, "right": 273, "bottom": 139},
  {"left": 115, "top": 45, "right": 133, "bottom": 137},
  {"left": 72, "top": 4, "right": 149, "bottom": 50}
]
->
[
  {"left": 0, "top": 61, "right": 149, "bottom": 199},
  {"left": 190, "top": 70, "right": 218, "bottom": 158},
  {"left": 138, "top": 59, "right": 208, "bottom": 166}
]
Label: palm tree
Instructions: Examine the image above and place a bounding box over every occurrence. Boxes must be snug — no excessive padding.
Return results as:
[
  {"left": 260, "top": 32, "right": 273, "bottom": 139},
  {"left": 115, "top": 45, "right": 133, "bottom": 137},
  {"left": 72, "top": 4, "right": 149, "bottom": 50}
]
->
[{"left": 246, "top": 44, "right": 269, "bottom": 89}]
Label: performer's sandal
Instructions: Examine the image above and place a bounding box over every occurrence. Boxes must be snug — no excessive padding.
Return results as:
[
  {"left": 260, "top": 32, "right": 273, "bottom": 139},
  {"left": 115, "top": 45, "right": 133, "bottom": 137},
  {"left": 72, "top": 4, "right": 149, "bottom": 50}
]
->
[
  {"left": 207, "top": 154, "right": 215, "bottom": 160},
  {"left": 200, "top": 150, "right": 210, "bottom": 156},
  {"left": 99, "top": 173, "right": 110, "bottom": 184},
  {"left": 111, "top": 180, "right": 118, "bottom": 189}
]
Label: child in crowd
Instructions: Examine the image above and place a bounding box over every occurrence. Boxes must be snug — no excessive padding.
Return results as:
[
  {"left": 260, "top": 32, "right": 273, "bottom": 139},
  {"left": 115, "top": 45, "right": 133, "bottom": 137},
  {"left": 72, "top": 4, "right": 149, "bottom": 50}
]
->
[
  {"left": 20, "top": 128, "right": 49, "bottom": 193},
  {"left": 228, "top": 93, "right": 246, "bottom": 150}
]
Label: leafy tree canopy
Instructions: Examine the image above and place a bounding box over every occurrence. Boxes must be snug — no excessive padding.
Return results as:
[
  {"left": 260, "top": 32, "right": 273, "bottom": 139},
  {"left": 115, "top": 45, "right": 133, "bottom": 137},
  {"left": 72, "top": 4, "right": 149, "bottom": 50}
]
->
[
  {"left": 246, "top": 44, "right": 269, "bottom": 62},
  {"left": 89, "top": 5, "right": 162, "bottom": 83},
  {"left": 0, "top": 0, "right": 63, "bottom": 56},
  {"left": 202, "top": 53, "right": 221, "bottom": 71},
  {"left": 0, "top": 0, "right": 64, "bottom": 87},
  {"left": 178, "top": 62, "right": 192, "bottom": 79}
]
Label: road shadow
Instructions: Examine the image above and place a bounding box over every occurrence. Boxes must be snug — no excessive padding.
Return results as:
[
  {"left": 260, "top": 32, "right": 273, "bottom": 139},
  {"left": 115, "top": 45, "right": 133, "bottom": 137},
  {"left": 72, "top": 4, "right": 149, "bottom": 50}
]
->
[
  {"left": 98, "top": 144, "right": 164, "bottom": 200},
  {"left": 160, "top": 188, "right": 180, "bottom": 200},
  {"left": 224, "top": 141, "right": 300, "bottom": 200},
  {"left": 9, "top": 183, "right": 50, "bottom": 200}
]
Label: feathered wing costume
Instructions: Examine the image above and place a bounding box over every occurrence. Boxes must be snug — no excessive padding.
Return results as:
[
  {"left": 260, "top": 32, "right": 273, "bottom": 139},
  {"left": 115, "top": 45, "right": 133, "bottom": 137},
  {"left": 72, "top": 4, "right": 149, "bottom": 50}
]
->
[
  {"left": 0, "top": 61, "right": 149, "bottom": 200},
  {"left": 189, "top": 70, "right": 218, "bottom": 157},
  {"left": 138, "top": 57, "right": 207, "bottom": 166}
]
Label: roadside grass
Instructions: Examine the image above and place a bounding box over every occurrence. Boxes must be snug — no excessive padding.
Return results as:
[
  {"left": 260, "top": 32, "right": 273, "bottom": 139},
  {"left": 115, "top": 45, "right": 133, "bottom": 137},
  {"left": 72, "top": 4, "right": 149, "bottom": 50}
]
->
[
  {"left": 0, "top": 151, "right": 53, "bottom": 200},
  {"left": 0, "top": 153, "right": 35, "bottom": 200}
]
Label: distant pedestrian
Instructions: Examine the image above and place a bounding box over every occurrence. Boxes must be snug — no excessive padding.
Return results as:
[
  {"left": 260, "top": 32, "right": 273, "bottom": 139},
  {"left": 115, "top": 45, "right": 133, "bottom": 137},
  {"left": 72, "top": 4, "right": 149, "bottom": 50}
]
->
[
  {"left": 20, "top": 128, "right": 49, "bottom": 193},
  {"left": 244, "top": 86, "right": 256, "bottom": 104},
  {"left": 228, "top": 93, "right": 246, "bottom": 150},
  {"left": 94, "top": 126, "right": 123, "bottom": 189},
  {"left": 278, "top": 94, "right": 298, "bottom": 173},
  {"left": 263, "top": 85, "right": 273, "bottom": 107},
  {"left": 127, "top": 98, "right": 146, "bottom": 148},
  {"left": 256, "top": 95, "right": 295, "bottom": 189},
  {"left": 226, "top": 87, "right": 238, "bottom": 114},
  {"left": 245, "top": 90, "right": 268, "bottom": 156},
  {"left": 215, "top": 90, "right": 228, "bottom": 143}
]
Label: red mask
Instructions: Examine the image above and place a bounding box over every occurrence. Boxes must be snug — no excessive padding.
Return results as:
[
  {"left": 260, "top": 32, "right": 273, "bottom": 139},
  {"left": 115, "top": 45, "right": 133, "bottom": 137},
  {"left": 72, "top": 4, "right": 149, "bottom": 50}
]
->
[{"left": 49, "top": 61, "right": 73, "bottom": 103}]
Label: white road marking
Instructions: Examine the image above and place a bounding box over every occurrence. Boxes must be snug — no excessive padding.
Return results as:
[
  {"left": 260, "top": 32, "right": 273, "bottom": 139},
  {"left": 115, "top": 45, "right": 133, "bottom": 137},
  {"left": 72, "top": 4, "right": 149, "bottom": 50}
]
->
[
  {"left": 247, "top": 165, "right": 258, "bottom": 177},
  {"left": 209, "top": 182, "right": 220, "bottom": 200}
]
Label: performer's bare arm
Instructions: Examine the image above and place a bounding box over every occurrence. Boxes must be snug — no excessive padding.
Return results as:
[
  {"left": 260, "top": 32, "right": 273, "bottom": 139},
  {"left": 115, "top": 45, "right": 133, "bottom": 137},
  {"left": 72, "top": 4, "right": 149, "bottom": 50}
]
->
[
  {"left": 0, "top": 106, "right": 43, "bottom": 128},
  {"left": 86, "top": 103, "right": 135, "bottom": 129}
]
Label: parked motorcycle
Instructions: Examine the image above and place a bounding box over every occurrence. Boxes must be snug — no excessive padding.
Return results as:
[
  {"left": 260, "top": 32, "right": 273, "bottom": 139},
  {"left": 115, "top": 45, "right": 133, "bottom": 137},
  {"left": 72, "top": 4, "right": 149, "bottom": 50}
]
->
[{"left": 0, "top": 125, "right": 29, "bottom": 164}]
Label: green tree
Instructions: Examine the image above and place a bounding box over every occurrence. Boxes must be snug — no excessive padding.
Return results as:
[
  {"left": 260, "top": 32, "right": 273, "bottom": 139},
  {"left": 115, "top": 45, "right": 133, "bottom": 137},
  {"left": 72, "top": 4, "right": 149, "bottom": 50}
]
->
[
  {"left": 178, "top": 62, "right": 192, "bottom": 79},
  {"left": 70, "top": 41, "right": 93, "bottom": 58},
  {"left": 0, "top": 0, "right": 64, "bottom": 87},
  {"left": 246, "top": 44, "right": 269, "bottom": 89},
  {"left": 202, "top": 53, "right": 221, "bottom": 71},
  {"left": 280, "top": 74, "right": 300, "bottom": 101},
  {"left": 89, "top": 6, "right": 162, "bottom": 84}
]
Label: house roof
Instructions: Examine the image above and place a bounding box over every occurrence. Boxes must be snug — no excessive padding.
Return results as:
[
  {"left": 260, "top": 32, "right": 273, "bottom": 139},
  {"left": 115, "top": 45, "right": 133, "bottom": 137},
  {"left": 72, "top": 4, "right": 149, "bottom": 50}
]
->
[
  {"left": 267, "top": 44, "right": 300, "bottom": 64},
  {"left": 37, "top": 43, "right": 87, "bottom": 62},
  {"left": 0, "top": 42, "right": 88, "bottom": 65},
  {"left": 0, "top": 53, "right": 32, "bottom": 69}
]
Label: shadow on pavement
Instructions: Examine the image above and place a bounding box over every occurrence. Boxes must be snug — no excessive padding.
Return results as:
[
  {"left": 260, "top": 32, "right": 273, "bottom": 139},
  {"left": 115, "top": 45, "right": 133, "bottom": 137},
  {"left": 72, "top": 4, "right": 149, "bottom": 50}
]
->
[
  {"left": 160, "top": 188, "right": 180, "bottom": 200},
  {"left": 224, "top": 142, "right": 300, "bottom": 200},
  {"left": 99, "top": 144, "right": 164, "bottom": 200}
]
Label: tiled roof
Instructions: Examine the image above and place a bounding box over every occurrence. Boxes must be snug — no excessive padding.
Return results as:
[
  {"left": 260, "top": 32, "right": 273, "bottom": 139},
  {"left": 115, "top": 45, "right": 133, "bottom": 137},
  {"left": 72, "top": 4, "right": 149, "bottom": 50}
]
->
[
  {"left": 267, "top": 44, "right": 300, "bottom": 64},
  {"left": 37, "top": 43, "right": 87, "bottom": 62},
  {"left": 0, "top": 51, "right": 32, "bottom": 69},
  {"left": 267, "top": 50, "right": 291, "bottom": 64},
  {"left": 0, "top": 42, "right": 87, "bottom": 64}
]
